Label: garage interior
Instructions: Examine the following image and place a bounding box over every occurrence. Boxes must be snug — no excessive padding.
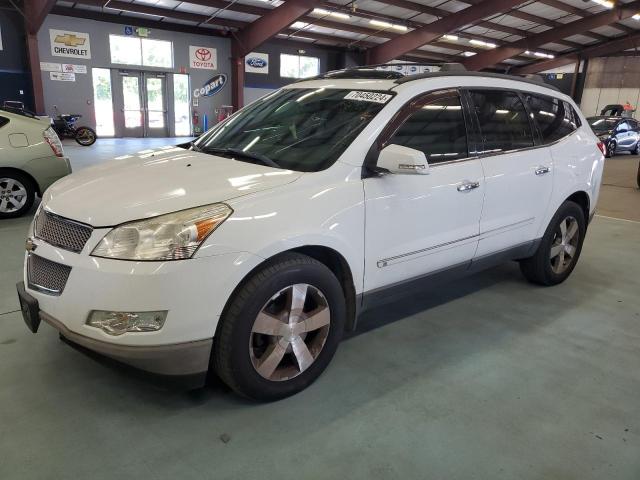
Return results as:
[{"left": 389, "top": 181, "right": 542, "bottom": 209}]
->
[{"left": 1, "top": 0, "right": 640, "bottom": 478}]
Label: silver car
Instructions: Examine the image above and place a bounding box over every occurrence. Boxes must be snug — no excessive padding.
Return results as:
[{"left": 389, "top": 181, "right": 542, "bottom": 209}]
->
[{"left": 0, "top": 108, "right": 71, "bottom": 218}]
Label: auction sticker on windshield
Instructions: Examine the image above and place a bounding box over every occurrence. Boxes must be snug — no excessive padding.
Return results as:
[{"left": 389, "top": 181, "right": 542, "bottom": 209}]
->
[{"left": 344, "top": 91, "right": 392, "bottom": 103}]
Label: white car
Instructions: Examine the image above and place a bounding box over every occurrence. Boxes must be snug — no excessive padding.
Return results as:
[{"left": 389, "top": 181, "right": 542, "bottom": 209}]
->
[
  {"left": 17, "top": 70, "right": 604, "bottom": 400},
  {"left": 0, "top": 108, "right": 71, "bottom": 218}
]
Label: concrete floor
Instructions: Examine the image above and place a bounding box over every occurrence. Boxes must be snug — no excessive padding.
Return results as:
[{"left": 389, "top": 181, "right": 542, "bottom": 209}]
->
[{"left": 1, "top": 139, "right": 639, "bottom": 479}]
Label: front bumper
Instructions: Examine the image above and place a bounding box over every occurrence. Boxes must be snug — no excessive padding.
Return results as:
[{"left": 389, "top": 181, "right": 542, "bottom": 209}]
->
[{"left": 18, "top": 281, "right": 212, "bottom": 386}]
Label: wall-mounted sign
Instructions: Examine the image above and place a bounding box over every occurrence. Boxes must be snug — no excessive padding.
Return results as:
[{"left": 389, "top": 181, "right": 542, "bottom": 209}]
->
[
  {"left": 49, "top": 29, "right": 91, "bottom": 59},
  {"left": 40, "top": 62, "right": 62, "bottom": 72},
  {"left": 62, "top": 64, "right": 87, "bottom": 74},
  {"left": 194, "top": 74, "right": 227, "bottom": 98},
  {"left": 124, "top": 26, "right": 150, "bottom": 37},
  {"left": 50, "top": 72, "right": 76, "bottom": 82},
  {"left": 245, "top": 52, "right": 269, "bottom": 74},
  {"left": 189, "top": 46, "right": 217, "bottom": 70}
]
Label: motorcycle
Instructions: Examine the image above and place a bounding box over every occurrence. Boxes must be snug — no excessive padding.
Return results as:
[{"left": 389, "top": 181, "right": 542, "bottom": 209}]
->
[{"left": 51, "top": 109, "right": 97, "bottom": 146}]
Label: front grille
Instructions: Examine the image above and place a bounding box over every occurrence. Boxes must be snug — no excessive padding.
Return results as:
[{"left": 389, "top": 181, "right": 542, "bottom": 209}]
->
[
  {"left": 34, "top": 210, "right": 93, "bottom": 253},
  {"left": 27, "top": 254, "right": 72, "bottom": 296}
]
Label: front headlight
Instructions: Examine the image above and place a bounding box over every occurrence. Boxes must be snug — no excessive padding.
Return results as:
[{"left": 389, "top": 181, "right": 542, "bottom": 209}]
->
[{"left": 91, "top": 203, "right": 232, "bottom": 260}]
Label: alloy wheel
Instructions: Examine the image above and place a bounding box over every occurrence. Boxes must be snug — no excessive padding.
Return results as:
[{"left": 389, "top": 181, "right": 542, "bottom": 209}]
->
[
  {"left": 549, "top": 216, "right": 580, "bottom": 274},
  {"left": 0, "top": 178, "right": 28, "bottom": 213},
  {"left": 249, "top": 283, "right": 331, "bottom": 381}
]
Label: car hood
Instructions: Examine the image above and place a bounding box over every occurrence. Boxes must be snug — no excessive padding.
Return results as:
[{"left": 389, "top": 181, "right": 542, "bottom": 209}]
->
[{"left": 42, "top": 146, "right": 302, "bottom": 226}]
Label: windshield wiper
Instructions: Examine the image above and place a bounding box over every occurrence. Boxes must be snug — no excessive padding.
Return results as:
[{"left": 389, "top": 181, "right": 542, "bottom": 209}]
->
[{"left": 200, "top": 147, "right": 281, "bottom": 169}]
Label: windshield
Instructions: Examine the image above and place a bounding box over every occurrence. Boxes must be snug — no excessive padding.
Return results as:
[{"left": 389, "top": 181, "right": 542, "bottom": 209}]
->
[
  {"left": 588, "top": 117, "right": 618, "bottom": 133},
  {"left": 193, "top": 88, "right": 393, "bottom": 172}
]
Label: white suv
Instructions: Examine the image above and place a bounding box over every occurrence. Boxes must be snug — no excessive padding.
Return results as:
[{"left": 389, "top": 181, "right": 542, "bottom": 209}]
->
[{"left": 17, "top": 69, "right": 604, "bottom": 400}]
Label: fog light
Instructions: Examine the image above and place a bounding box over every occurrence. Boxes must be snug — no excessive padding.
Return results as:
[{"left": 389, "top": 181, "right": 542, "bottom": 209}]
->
[{"left": 87, "top": 310, "right": 167, "bottom": 336}]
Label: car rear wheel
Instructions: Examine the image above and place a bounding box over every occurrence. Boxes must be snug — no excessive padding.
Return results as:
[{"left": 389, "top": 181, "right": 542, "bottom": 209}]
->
[
  {"left": 606, "top": 140, "right": 616, "bottom": 158},
  {"left": 213, "top": 252, "right": 346, "bottom": 401},
  {"left": 519, "top": 201, "right": 586, "bottom": 286},
  {"left": 0, "top": 171, "right": 35, "bottom": 219}
]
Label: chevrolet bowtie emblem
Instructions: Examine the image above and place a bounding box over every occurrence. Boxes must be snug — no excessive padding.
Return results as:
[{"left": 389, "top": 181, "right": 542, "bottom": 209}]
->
[
  {"left": 54, "top": 34, "right": 86, "bottom": 47},
  {"left": 25, "top": 238, "right": 37, "bottom": 252}
]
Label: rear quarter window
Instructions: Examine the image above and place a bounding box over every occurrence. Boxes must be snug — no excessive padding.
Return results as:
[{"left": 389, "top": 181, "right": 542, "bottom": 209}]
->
[
  {"left": 0, "top": 116, "right": 9, "bottom": 129},
  {"left": 524, "top": 93, "right": 579, "bottom": 144}
]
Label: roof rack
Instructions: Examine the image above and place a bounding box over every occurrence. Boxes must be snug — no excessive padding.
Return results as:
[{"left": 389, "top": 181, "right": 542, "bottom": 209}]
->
[
  {"left": 299, "top": 62, "right": 466, "bottom": 81},
  {"left": 393, "top": 70, "right": 559, "bottom": 91}
]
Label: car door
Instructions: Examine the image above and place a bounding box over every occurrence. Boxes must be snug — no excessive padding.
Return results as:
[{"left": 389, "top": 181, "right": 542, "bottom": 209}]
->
[
  {"left": 614, "top": 121, "right": 632, "bottom": 151},
  {"left": 465, "top": 89, "right": 554, "bottom": 258},
  {"left": 627, "top": 119, "right": 640, "bottom": 151},
  {"left": 363, "top": 90, "right": 485, "bottom": 295}
]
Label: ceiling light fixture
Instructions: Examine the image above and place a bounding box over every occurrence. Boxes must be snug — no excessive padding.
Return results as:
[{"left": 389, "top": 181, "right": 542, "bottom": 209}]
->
[
  {"left": 633, "top": 13, "right": 640, "bottom": 19},
  {"left": 469, "top": 39, "right": 497, "bottom": 48},
  {"left": 443, "top": 34, "right": 458, "bottom": 41},
  {"left": 525, "top": 50, "right": 555, "bottom": 59},
  {"left": 591, "top": 0, "right": 614, "bottom": 8},
  {"left": 462, "top": 51, "right": 476, "bottom": 57},
  {"left": 370, "top": 19, "right": 393, "bottom": 28},
  {"left": 312, "top": 8, "right": 350, "bottom": 20}
]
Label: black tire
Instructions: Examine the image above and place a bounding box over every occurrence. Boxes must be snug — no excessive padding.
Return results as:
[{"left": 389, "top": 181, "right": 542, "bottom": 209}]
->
[
  {"left": 606, "top": 140, "right": 615, "bottom": 158},
  {"left": 0, "top": 170, "right": 36, "bottom": 219},
  {"left": 75, "top": 126, "right": 97, "bottom": 146},
  {"left": 519, "top": 201, "right": 586, "bottom": 286},
  {"left": 637, "top": 159, "right": 640, "bottom": 189},
  {"left": 632, "top": 142, "right": 639, "bottom": 156},
  {"left": 213, "top": 252, "right": 346, "bottom": 401}
]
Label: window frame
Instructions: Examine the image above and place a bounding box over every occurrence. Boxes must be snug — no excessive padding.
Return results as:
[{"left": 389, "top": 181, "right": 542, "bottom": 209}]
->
[
  {"left": 463, "top": 88, "right": 538, "bottom": 154},
  {"left": 109, "top": 34, "right": 174, "bottom": 69},
  {"left": 364, "top": 88, "right": 478, "bottom": 173},
  {"left": 519, "top": 91, "right": 582, "bottom": 147},
  {"left": 279, "top": 53, "right": 320, "bottom": 79}
]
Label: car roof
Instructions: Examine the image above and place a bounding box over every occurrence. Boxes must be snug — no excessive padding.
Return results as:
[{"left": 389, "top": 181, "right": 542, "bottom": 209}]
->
[{"left": 288, "top": 68, "right": 562, "bottom": 97}]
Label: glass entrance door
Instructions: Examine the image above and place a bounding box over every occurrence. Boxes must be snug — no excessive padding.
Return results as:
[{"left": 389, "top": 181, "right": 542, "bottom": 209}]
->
[
  {"left": 144, "top": 73, "right": 169, "bottom": 137},
  {"left": 121, "top": 73, "right": 144, "bottom": 137}
]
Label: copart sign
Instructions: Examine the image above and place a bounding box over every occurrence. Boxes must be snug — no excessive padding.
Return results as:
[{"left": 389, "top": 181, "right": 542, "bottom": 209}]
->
[
  {"left": 49, "top": 29, "right": 91, "bottom": 59},
  {"left": 194, "top": 74, "right": 227, "bottom": 98}
]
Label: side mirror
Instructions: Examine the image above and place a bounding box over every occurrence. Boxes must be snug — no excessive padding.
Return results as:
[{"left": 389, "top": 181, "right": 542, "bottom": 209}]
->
[{"left": 377, "top": 144, "right": 429, "bottom": 175}]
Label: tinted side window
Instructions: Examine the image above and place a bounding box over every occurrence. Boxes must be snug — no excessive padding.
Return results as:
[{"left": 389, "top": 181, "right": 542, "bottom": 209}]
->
[
  {"left": 388, "top": 96, "right": 468, "bottom": 163},
  {"left": 617, "top": 121, "right": 630, "bottom": 132},
  {"left": 470, "top": 90, "right": 533, "bottom": 152},
  {"left": 566, "top": 103, "right": 581, "bottom": 129},
  {"left": 0, "top": 116, "right": 9, "bottom": 128},
  {"left": 526, "top": 94, "right": 578, "bottom": 144}
]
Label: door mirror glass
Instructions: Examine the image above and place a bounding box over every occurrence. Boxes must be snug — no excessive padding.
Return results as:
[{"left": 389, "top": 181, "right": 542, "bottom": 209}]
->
[{"left": 377, "top": 144, "right": 429, "bottom": 174}]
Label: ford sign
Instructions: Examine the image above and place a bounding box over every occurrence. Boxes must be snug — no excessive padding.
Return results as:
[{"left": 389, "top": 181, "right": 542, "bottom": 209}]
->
[
  {"left": 246, "top": 57, "right": 267, "bottom": 69},
  {"left": 194, "top": 74, "right": 227, "bottom": 98}
]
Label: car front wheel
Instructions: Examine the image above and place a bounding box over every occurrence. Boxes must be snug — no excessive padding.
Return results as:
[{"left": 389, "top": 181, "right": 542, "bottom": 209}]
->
[
  {"left": 213, "top": 252, "right": 346, "bottom": 401},
  {"left": 519, "top": 200, "right": 586, "bottom": 286}
]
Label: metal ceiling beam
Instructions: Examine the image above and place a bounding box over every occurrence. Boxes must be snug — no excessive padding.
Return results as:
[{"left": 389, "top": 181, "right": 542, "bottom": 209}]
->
[
  {"left": 462, "top": 0, "right": 610, "bottom": 44},
  {"left": 366, "top": 0, "right": 527, "bottom": 64},
  {"left": 231, "top": 0, "right": 320, "bottom": 58},
  {"left": 463, "top": 0, "right": 640, "bottom": 71},
  {"left": 512, "top": 31, "right": 640, "bottom": 74},
  {"left": 70, "top": 0, "right": 246, "bottom": 28},
  {"left": 24, "top": 0, "right": 56, "bottom": 34},
  {"left": 373, "top": 0, "right": 582, "bottom": 50},
  {"left": 535, "top": 0, "right": 634, "bottom": 35}
]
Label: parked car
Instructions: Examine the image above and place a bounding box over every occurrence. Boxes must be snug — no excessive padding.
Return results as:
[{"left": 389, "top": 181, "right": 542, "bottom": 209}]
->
[
  {"left": 0, "top": 108, "right": 71, "bottom": 218},
  {"left": 587, "top": 116, "right": 640, "bottom": 157},
  {"left": 16, "top": 70, "right": 604, "bottom": 400}
]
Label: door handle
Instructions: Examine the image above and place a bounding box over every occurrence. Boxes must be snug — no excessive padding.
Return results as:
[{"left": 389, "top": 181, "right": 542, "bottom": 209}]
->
[
  {"left": 535, "top": 166, "right": 550, "bottom": 176},
  {"left": 457, "top": 181, "right": 480, "bottom": 192}
]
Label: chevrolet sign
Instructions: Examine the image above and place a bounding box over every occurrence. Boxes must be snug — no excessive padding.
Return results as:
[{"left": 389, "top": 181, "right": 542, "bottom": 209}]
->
[{"left": 49, "top": 29, "right": 92, "bottom": 59}]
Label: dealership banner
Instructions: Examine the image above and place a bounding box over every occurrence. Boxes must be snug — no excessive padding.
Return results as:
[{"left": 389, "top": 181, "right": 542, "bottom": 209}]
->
[
  {"left": 245, "top": 52, "right": 269, "bottom": 74},
  {"left": 189, "top": 46, "right": 217, "bottom": 70},
  {"left": 50, "top": 29, "right": 91, "bottom": 59}
]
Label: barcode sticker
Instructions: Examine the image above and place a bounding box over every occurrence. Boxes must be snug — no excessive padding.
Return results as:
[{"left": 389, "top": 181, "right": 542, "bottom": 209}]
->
[{"left": 344, "top": 91, "right": 393, "bottom": 104}]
